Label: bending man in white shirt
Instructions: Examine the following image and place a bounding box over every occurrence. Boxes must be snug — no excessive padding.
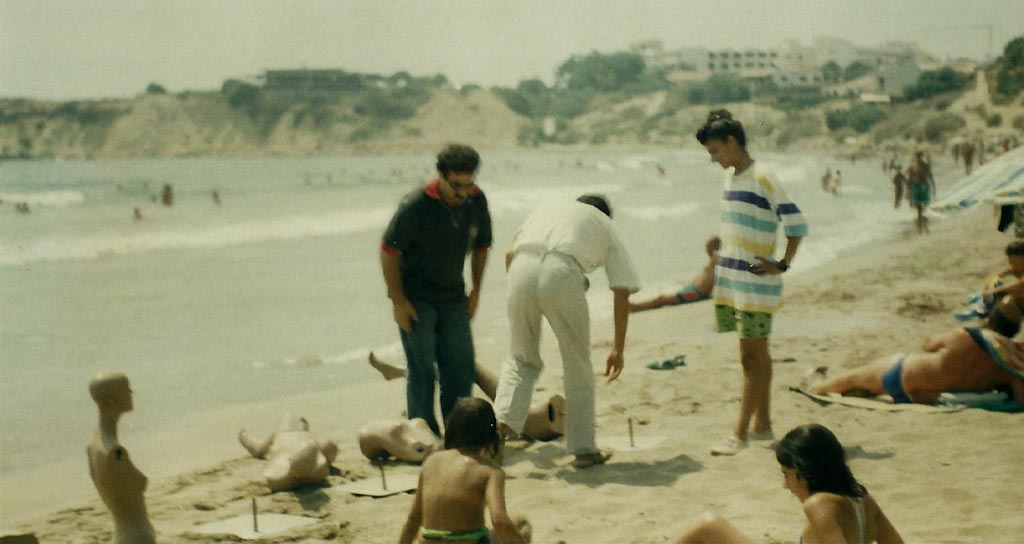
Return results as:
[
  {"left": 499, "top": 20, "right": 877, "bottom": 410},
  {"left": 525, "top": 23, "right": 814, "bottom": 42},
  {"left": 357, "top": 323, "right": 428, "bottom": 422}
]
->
[{"left": 494, "top": 194, "right": 640, "bottom": 469}]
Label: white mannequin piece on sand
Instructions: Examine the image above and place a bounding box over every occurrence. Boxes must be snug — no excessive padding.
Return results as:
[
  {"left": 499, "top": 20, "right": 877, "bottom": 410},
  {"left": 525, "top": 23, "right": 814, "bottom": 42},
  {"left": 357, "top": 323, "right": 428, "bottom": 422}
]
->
[
  {"left": 358, "top": 418, "right": 441, "bottom": 463},
  {"left": 238, "top": 415, "right": 339, "bottom": 492},
  {"left": 86, "top": 372, "right": 156, "bottom": 544},
  {"left": 368, "top": 353, "right": 565, "bottom": 441}
]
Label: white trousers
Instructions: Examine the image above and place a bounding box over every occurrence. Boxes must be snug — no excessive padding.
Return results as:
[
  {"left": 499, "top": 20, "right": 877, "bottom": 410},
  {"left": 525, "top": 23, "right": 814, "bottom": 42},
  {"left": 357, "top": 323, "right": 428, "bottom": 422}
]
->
[{"left": 493, "top": 251, "right": 596, "bottom": 455}]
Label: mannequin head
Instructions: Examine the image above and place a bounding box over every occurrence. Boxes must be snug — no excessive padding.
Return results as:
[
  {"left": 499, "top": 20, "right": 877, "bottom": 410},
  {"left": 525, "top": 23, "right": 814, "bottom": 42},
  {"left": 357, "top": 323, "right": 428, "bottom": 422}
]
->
[{"left": 89, "top": 372, "right": 133, "bottom": 415}]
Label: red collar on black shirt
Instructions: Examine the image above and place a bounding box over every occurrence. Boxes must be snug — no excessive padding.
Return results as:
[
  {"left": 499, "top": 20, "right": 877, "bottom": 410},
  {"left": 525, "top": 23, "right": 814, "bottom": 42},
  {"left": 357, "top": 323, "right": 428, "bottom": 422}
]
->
[{"left": 424, "top": 178, "right": 481, "bottom": 199}]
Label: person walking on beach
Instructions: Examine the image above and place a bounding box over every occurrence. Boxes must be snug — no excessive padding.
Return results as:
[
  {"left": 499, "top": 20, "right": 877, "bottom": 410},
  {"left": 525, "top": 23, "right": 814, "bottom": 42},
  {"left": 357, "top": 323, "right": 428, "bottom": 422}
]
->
[
  {"left": 962, "top": 141, "right": 976, "bottom": 175},
  {"left": 891, "top": 165, "right": 906, "bottom": 209},
  {"left": 380, "top": 144, "right": 492, "bottom": 436},
  {"left": 906, "top": 151, "right": 935, "bottom": 234},
  {"left": 695, "top": 110, "right": 808, "bottom": 456},
  {"left": 673, "top": 424, "right": 903, "bottom": 544},
  {"left": 493, "top": 194, "right": 640, "bottom": 468}
]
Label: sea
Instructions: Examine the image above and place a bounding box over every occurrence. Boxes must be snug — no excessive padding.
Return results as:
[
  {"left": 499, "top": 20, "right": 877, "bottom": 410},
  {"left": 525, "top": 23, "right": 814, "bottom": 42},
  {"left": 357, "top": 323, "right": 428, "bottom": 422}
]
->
[{"left": 0, "top": 148, "right": 906, "bottom": 494}]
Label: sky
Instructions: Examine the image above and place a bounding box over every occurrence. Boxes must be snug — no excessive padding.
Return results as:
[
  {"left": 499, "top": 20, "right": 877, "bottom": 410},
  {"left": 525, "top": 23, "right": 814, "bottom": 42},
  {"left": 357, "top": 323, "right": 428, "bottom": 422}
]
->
[{"left": 1, "top": 0, "right": 1022, "bottom": 100}]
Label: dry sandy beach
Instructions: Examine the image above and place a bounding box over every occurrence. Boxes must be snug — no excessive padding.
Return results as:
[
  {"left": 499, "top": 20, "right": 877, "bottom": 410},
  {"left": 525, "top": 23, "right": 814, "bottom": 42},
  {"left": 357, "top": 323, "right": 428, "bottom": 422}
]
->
[{"left": 6, "top": 184, "right": 1024, "bottom": 543}]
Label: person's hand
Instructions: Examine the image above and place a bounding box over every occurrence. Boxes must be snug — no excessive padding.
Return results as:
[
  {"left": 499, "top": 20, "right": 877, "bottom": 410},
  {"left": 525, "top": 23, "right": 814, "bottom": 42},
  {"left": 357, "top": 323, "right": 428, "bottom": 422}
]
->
[
  {"left": 392, "top": 298, "right": 419, "bottom": 332},
  {"left": 467, "top": 289, "right": 480, "bottom": 318},
  {"left": 605, "top": 349, "right": 624, "bottom": 382},
  {"left": 748, "top": 256, "right": 782, "bottom": 275}
]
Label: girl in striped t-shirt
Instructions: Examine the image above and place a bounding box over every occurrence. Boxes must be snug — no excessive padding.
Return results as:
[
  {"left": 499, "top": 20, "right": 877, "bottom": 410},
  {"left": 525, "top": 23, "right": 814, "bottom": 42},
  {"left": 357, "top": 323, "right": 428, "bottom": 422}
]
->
[{"left": 695, "top": 109, "right": 808, "bottom": 457}]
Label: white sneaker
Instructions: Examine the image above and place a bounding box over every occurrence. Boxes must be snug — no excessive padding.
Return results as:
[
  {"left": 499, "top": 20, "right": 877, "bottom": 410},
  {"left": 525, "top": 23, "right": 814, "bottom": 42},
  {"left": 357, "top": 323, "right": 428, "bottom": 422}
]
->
[
  {"left": 748, "top": 430, "right": 775, "bottom": 441},
  {"left": 710, "top": 436, "right": 748, "bottom": 456}
]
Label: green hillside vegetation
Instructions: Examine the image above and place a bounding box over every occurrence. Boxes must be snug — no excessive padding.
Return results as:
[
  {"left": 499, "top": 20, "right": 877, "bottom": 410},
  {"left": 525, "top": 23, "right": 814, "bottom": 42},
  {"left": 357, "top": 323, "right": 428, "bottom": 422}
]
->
[{"left": 1, "top": 35, "right": 1021, "bottom": 159}]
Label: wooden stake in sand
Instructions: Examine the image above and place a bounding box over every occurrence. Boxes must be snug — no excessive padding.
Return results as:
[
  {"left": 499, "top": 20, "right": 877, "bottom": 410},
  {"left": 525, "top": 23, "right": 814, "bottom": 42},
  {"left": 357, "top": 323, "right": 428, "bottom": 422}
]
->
[
  {"left": 628, "top": 418, "right": 635, "bottom": 448},
  {"left": 252, "top": 497, "right": 258, "bottom": 533},
  {"left": 380, "top": 464, "right": 388, "bottom": 491}
]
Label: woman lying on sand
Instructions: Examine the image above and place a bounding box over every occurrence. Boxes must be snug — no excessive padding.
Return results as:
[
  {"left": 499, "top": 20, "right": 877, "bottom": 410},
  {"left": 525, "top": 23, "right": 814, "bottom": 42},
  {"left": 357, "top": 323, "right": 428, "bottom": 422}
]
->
[
  {"left": 675, "top": 424, "right": 903, "bottom": 544},
  {"left": 808, "top": 326, "right": 1024, "bottom": 405}
]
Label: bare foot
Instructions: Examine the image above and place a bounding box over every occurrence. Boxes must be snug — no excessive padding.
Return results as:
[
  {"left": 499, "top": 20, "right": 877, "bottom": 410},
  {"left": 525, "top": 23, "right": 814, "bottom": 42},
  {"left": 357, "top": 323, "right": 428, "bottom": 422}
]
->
[
  {"left": 801, "top": 366, "right": 829, "bottom": 392},
  {"left": 571, "top": 450, "right": 612, "bottom": 468},
  {"left": 368, "top": 351, "right": 406, "bottom": 381},
  {"left": 513, "top": 516, "right": 533, "bottom": 543}
]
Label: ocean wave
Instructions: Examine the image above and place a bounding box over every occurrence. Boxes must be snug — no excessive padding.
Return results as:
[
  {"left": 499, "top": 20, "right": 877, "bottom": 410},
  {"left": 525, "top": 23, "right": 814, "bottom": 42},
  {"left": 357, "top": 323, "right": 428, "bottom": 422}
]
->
[
  {"left": 252, "top": 342, "right": 405, "bottom": 370},
  {"left": 0, "top": 190, "right": 85, "bottom": 208},
  {"left": 486, "top": 184, "right": 624, "bottom": 213},
  {"left": 621, "top": 202, "right": 700, "bottom": 220},
  {"left": 0, "top": 207, "right": 394, "bottom": 266}
]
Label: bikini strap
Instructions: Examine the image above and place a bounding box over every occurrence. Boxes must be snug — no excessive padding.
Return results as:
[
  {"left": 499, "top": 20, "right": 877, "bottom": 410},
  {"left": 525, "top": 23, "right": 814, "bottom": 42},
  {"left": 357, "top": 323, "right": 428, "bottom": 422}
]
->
[{"left": 852, "top": 498, "right": 867, "bottom": 544}]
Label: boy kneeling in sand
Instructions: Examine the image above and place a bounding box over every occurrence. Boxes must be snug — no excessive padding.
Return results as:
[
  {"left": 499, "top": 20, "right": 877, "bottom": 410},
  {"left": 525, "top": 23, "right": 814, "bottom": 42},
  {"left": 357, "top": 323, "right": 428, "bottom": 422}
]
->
[{"left": 399, "top": 397, "right": 529, "bottom": 544}]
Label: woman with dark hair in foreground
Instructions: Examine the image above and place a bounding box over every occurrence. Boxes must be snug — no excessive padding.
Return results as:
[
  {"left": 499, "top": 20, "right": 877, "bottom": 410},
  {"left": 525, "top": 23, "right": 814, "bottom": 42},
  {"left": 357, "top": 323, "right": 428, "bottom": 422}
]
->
[{"left": 675, "top": 424, "right": 903, "bottom": 544}]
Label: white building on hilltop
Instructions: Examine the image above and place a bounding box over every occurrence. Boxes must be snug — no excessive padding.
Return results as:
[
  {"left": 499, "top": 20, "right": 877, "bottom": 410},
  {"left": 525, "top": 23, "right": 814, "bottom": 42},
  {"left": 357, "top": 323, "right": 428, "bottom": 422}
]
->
[{"left": 631, "top": 37, "right": 937, "bottom": 93}]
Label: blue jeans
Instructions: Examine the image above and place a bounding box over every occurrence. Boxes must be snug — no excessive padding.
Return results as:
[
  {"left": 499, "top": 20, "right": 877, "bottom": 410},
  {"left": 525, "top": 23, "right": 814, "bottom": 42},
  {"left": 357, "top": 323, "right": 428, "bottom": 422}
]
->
[{"left": 399, "top": 297, "right": 475, "bottom": 435}]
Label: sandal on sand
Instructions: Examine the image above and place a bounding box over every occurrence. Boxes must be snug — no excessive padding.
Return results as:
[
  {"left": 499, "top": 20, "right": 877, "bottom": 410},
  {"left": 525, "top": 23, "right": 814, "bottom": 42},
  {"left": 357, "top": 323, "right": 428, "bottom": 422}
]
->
[
  {"left": 571, "top": 450, "right": 612, "bottom": 468},
  {"left": 647, "top": 355, "right": 686, "bottom": 370}
]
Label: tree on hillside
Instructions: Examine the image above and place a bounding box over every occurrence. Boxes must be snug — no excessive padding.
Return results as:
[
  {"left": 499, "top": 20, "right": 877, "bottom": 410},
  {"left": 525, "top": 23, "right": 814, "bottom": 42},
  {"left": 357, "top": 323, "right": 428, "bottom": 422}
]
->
[
  {"left": 684, "top": 74, "right": 751, "bottom": 104},
  {"left": 222, "top": 80, "right": 259, "bottom": 109},
  {"left": 995, "top": 36, "right": 1024, "bottom": 97},
  {"left": 842, "top": 60, "right": 873, "bottom": 82},
  {"left": 821, "top": 61, "right": 842, "bottom": 84},
  {"left": 145, "top": 83, "right": 167, "bottom": 94},
  {"left": 556, "top": 51, "right": 645, "bottom": 93},
  {"left": 903, "top": 67, "right": 970, "bottom": 101},
  {"left": 825, "top": 104, "right": 887, "bottom": 133}
]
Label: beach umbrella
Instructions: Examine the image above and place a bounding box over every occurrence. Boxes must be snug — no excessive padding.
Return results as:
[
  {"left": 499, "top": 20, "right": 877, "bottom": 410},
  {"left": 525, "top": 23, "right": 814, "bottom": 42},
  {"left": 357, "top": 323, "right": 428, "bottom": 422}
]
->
[{"left": 930, "top": 145, "right": 1024, "bottom": 212}]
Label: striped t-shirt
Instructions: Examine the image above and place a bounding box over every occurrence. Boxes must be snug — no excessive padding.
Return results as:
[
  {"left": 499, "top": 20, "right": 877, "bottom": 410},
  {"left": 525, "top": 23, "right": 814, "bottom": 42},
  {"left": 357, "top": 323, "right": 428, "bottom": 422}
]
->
[{"left": 713, "top": 163, "right": 808, "bottom": 314}]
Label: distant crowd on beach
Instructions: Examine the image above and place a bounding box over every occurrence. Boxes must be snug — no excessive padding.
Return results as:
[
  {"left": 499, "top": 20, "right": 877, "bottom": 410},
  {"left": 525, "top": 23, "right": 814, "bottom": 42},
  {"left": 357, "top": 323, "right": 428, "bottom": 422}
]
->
[{"left": 80, "top": 110, "right": 1024, "bottom": 544}]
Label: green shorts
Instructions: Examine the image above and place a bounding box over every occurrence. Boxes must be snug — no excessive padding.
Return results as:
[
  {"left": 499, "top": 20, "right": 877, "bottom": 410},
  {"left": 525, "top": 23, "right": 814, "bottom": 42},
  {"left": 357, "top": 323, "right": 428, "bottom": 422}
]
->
[{"left": 715, "top": 304, "right": 773, "bottom": 339}]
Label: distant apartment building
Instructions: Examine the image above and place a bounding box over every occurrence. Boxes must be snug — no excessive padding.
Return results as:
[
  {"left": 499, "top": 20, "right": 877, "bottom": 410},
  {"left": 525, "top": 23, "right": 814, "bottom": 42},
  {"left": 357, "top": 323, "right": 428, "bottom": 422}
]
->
[
  {"left": 632, "top": 40, "right": 820, "bottom": 87},
  {"left": 632, "top": 37, "right": 938, "bottom": 96},
  {"left": 630, "top": 41, "right": 707, "bottom": 82}
]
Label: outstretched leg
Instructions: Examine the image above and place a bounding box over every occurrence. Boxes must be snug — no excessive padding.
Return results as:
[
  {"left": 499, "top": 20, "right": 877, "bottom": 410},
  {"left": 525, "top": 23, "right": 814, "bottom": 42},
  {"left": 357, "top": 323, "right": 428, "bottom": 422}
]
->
[
  {"left": 811, "top": 353, "right": 902, "bottom": 397},
  {"left": 368, "top": 351, "right": 406, "bottom": 381},
  {"left": 629, "top": 293, "right": 680, "bottom": 313}
]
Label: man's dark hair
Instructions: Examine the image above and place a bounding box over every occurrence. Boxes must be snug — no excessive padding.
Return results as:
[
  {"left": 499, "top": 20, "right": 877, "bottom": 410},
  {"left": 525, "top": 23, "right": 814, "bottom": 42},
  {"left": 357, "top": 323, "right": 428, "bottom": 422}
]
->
[
  {"left": 444, "top": 397, "right": 501, "bottom": 458},
  {"left": 1006, "top": 240, "right": 1024, "bottom": 257},
  {"left": 695, "top": 109, "right": 747, "bottom": 147},
  {"left": 576, "top": 193, "right": 612, "bottom": 218},
  {"left": 436, "top": 144, "right": 481, "bottom": 177}
]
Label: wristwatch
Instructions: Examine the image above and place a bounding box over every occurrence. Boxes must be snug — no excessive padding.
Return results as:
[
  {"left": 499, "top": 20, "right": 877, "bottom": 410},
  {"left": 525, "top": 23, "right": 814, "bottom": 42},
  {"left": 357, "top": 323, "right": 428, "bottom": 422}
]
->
[{"left": 776, "top": 258, "right": 789, "bottom": 272}]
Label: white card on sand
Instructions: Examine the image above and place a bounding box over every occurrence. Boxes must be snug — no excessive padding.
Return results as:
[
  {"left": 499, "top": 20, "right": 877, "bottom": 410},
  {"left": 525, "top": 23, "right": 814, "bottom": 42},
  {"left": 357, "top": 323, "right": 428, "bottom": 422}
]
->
[
  {"left": 336, "top": 473, "right": 419, "bottom": 497},
  {"left": 600, "top": 435, "right": 667, "bottom": 451},
  {"left": 190, "top": 513, "right": 318, "bottom": 540}
]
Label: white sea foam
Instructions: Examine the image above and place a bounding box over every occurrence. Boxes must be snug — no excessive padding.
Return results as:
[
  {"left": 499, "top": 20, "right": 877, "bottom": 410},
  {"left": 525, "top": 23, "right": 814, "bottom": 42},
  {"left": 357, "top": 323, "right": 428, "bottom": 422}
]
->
[
  {"left": 621, "top": 202, "right": 700, "bottom": 220},
  {"left": 0, "top": 206, "right": 394, "bottom": 266},
  {"left": 0, "top": 190, "right": 85, "bottom": 208},
  {"left": 252, "top": 342, "right": 405, "bottom": 370},
  {"left": 486, "top": 184, "right": 624, "bottom": 213}
]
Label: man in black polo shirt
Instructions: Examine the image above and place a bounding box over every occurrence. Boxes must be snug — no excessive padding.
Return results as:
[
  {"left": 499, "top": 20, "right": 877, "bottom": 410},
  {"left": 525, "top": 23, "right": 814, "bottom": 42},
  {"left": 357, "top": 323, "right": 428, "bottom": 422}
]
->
[{"left": 380, "top": 144, "right": 492, "bottom": 435}]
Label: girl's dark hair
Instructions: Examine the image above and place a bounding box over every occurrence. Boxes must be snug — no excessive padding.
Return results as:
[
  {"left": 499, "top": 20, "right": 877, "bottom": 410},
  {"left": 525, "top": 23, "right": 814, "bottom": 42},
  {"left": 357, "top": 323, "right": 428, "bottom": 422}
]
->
[
  {"left": 576, "top": 193, "right": 613, "bottom": 218},
  {"left": 1006, "top": 240, "right": 1024, "bottom": 257},
  {"left": 444, "top": 397, "right": 501, "bottom": 458},
  {"left": 775, "top": 424, "right": 865, "bottom": 498},
  {"left": 694, "top": 109, "right": 746, "bottom": 147},
  {"left": 436, "top": 144, "right": 481, "bottom": 176}
]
